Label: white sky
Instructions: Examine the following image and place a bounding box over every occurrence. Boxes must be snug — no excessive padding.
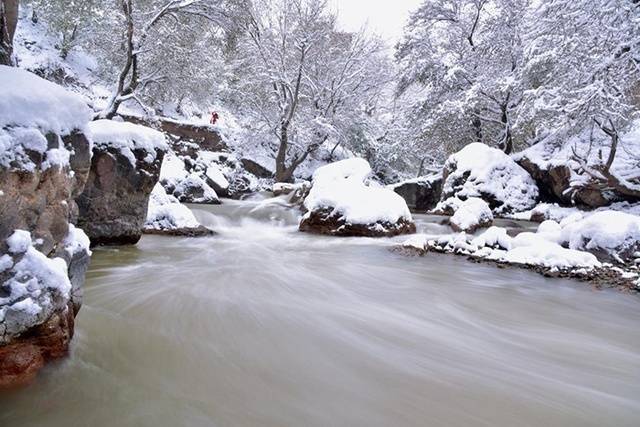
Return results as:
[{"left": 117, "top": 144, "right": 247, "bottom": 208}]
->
[{"left": 330, "top": 0, "right": 423, "bottom": 42}]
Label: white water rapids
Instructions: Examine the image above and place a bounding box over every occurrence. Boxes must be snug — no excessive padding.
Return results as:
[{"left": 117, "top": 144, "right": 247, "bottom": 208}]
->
[{"left": 1, "top": 198, "right": 639, "bottom": 426}]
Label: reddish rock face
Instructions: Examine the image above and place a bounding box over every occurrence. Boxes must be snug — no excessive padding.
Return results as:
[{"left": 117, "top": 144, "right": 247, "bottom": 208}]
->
[
  {"left": 0, "top": 303, "right": 74, "bottom": 388},
  {"left": 1, "top": 130, "right": 91, "bottom": 389},
  {"left": 299, "top": 208, "right": 417, "bottom": 237}
]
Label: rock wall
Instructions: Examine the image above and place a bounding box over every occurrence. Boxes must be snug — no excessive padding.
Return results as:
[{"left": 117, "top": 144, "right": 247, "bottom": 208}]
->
[{"left": 0, "top": 131, "right": 92, "bottom": 388}]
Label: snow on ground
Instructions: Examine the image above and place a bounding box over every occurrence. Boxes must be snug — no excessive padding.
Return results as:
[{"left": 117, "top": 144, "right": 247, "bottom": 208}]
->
[
  {"left": 88, "top": 120, "right": 167, "bottom": 166},
  {"left": 0, "top": 230, "right": 73, "bottom": 343},
  {"left": 303, "top": 158, "right": 412, "bottom": 225},
  {"left": 404, "top": 226, "right": 601, "bottom": 270},
  {"left": 144, "top": 183, "right": 202, "bottom": 231},
  {"left": 13, "top": 6, "right": 111, "bottom": 105},
  {"left": 442, "top": 143, "right": 539, "bottom": 214},
  {"left": 510, "top": 201, "right": 640, "bottom": 222}
]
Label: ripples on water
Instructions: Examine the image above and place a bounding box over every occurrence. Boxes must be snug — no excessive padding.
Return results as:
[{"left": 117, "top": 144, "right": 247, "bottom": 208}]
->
[{"left": 1, "top": 198, "right": 639, "bottom": 427}]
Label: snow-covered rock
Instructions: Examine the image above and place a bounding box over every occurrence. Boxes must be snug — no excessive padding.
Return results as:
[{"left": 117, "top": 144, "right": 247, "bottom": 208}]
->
[
  {"left": 1, "top": 230, "right": 71, "bottom": 344},
  {"left": 144, "top": 184, "right": 213, "bottom": 237},
  {"left": 560, "top": 211, "right": 640, "bottom": 263},
  {"left": 76, "top": 120, "right": 167, "bottom": 245},
  {"left": 441, "top": 143, "right": 539, "bottom": 215},
  {"left": 389, "top": 173, "right": 443, "bottom": 211},
  {"left": 0, "top": 229, "right": 87, "bottom": 387},
  {"left": 300, "top": 159, "right": 415, "bottom": 237},
  {"left": 0, "top": 65, "right": 92, "bottom": 174},
  {"left": 432, "top": 196, "right": 464, "bottom": 216},
  {"left": 449, "top": 198, "right": 494, "bottom": 233},
  {"left": 0, "top": 65, "right": 90, "bottom": 138},
  {"left": 88, "top": 119, "right": 167, "bottom": 167},
  {"left": 159, "top": 154, "right": 220, "bottom": 204}
]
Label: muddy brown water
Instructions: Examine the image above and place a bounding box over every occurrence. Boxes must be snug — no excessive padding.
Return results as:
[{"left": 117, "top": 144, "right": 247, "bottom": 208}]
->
[{"left": 1, "top": 198, "right": 639, "bottom": 426}]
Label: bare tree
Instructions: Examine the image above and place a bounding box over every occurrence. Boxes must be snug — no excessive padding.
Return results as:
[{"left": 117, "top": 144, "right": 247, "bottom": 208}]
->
[
  {"left": 96, "top": 0, "right": 228, "bottom": 120},
  {"left": 237, "top": 0, "right": 389, "bottom": 182}
]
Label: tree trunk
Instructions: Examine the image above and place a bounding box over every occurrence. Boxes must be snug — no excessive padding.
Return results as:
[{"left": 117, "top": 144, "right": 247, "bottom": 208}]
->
[
  {"left": 417, "top": 157, "right": 426, "bottom": 177},
  {"left": 0, "top": 0, "right": 18, "bottom": 66},
  {"left": 472, "top": 115, "right": 483, "bottom": 143},
  {"left": 275, "top": 124, "right": 291, "bottom": 182},
  {"left": 500, "top": 105, "right": 513, "bottom": 154}
]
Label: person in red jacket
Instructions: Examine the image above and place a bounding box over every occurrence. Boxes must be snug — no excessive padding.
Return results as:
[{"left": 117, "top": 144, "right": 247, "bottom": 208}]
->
[{"left": 210, "top": 111, "right": 219, "bottom": 125}]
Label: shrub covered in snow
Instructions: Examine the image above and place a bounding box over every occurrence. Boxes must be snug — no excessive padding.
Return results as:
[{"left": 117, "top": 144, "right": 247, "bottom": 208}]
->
[
  {"left": 449, "top": 198, "right": 493, "bottom": 233},
  {"left": 441, "top": 143, "right": 539, "bottom": 215},
  {"left": 300, "top": 158, "right": 415, "bottom": 237}
]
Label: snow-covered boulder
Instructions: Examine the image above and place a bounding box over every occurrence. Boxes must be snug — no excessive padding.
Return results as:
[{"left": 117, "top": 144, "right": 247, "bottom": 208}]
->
[
  {"left": 299, "top": 159, "right": 416, "bottom": 237},
  {"left": 390, "top": 173, "right": 443, "bottom": 211},
  {"left": 560, "top": 211, "right": 640, "bottom": 263},
  {"left": 441, "top": 143, "right": 539, "bottom": 215},
  {"left": 76, "top": 120, "right": 168, "bottom": 245},
  {"left": 0, "top": 66, "right": 94, "bottom": 387},
  {"left": 159, "top": 153, "right": 220, "bottom": 204},
  {"left": 144, "top": 184, "right": 213, "bottom": 237},
  {"left": 449, "top": 198, "right": 493, "bottom": 233}
]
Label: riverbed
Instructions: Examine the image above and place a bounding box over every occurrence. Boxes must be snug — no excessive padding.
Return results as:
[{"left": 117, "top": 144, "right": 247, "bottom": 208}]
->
[{"left": 1, "top": 199, "right": 639, "bottom": 426}]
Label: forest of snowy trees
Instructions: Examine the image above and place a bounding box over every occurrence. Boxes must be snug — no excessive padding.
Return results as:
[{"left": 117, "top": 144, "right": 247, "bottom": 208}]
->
[{"left": 7, "top": 0, "right": 634, "bottom": 186}]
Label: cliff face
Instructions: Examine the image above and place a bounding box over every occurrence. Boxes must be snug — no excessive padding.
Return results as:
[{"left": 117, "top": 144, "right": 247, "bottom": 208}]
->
[
  {"left": 0, "top": 65, "right": 93, "bottom": 387},
  {"left": 0, "top": 69, "right": 172, "bottom": 386}
]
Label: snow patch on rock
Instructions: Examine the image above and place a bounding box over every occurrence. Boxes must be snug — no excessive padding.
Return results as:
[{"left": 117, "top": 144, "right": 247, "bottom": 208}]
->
[
  {"left": 0, "top": 66, "right": 92, "bottom": 172},
  {"left": 88, "top": 120, "right": 167, "bottom": 166},
  {"left": 0, "top": 230, "right": 72, "bottom": 343},
  {"left": 145, "top": 183, "right": 201, "bottom": 230}
]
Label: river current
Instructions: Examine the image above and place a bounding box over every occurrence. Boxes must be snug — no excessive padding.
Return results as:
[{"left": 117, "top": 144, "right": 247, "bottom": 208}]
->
[{"left": 1, "top": 198, "right": 639, "bottom": 426}]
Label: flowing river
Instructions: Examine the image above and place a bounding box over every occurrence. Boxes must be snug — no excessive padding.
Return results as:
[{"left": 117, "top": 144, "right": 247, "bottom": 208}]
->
[{"left": 1, "top": 198, "right": 640, "bottom": 426}]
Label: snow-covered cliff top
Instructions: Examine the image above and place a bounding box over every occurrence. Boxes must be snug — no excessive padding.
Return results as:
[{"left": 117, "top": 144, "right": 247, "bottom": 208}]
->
[
  {"left": 88, "top": 120, "right": 168, "bottom": 165},
  {"left": 0, "top": 65, "right": 91, "bottom": 135}
]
